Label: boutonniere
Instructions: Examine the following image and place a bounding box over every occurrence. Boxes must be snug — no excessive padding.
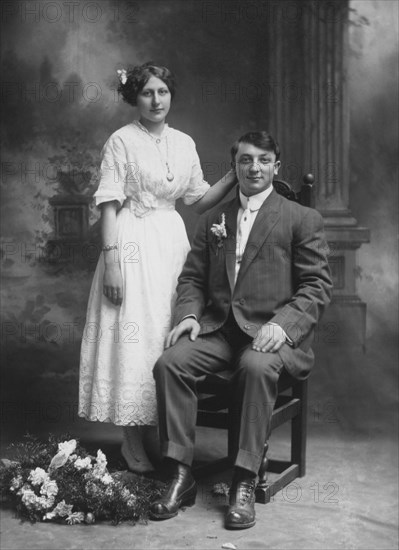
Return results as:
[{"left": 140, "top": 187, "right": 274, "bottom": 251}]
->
[{"left": 210, "top": 213, "right": 227, "bottom": 254}]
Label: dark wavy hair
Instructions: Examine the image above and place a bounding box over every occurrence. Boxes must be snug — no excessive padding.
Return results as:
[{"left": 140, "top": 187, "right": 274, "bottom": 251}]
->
[
  {"left": 230, "top": 131, "right": 280, "bottom": 164},
  {"left": 117, "top": 61, "right": 176, "bottom": 107}
]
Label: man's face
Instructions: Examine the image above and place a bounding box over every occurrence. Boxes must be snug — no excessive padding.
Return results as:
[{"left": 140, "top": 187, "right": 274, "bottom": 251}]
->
[{"left": 234, "top": 142, "right": 280, "bottom": 197}]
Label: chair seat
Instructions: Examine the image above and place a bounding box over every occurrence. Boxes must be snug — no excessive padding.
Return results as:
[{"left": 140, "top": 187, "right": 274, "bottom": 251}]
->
[
  {"left": 197, "top": 367, "right": 300, "bottom": 393},
  {"left": 197, "top": 368, "right": 304, "bottom": 431}
]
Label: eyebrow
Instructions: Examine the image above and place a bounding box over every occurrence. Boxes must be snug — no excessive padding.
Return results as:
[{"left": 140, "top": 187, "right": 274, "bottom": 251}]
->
[
  {"left": 238, "top": 153, "right": 274, "bottom": 159},
  {"left": 141, "top": 85, "right": 169, "bottom": 91}
]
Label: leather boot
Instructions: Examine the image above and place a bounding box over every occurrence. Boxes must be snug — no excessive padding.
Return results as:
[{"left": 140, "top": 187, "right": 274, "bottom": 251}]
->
[
  {"left": 225, "top": 468, "right": 257, "bottom": 529},
  {"left": 149, "top": 461, "right": 197, "bottom": 520}
]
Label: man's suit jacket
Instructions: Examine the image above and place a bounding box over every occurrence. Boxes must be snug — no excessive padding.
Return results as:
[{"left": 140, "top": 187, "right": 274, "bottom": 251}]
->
[{"left": 173, "top": 188, "right": 333, "bottom": 379}]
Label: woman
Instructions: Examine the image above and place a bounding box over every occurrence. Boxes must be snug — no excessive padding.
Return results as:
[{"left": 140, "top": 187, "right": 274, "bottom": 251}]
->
[{"left": 78, "top": 62, "right": 237, "bottom": 473}]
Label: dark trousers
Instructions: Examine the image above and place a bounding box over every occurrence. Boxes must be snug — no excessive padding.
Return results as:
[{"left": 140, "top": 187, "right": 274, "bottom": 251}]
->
[{"left": 153, "top": 315, "right": 284, "bottom": 475}]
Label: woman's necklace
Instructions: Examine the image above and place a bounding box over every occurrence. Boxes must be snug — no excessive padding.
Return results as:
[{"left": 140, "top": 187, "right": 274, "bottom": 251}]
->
[{"left": 135, "top": 120, "right": 174, "bottom": 182}]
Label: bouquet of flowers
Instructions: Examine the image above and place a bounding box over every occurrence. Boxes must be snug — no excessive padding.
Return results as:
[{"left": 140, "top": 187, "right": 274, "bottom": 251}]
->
[{"left": 0, "top": 434, "right": 164, "bottom": 525}]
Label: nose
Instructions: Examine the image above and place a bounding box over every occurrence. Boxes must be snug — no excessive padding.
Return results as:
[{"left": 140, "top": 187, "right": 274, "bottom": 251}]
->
[
  {"left": 152, "top": 93, "right": 160, "bottom": 106},
  {"left": 248, "top": 162, "right": 260, "bottom": 174}
]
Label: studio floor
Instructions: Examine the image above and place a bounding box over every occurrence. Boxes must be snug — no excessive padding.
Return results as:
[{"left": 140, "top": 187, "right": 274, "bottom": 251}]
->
[{"left": 1, "top": 339, "right": 398, "bottom": 550}]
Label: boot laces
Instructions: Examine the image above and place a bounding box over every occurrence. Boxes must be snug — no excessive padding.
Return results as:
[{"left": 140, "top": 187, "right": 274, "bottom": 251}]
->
[{"left": 238, "top": 481, "right": 254, "bottom": 504}]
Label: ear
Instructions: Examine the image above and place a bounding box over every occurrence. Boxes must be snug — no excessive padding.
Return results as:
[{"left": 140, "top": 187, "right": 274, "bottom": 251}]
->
[{"left": 274, "top": 161, "right": 281, "bottom": 175}]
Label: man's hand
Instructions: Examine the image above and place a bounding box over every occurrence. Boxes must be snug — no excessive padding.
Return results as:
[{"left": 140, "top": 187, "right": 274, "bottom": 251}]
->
[
  {"left": 165, "top": 318, "right": 201, "bottom": 348},
  {"left": 252, "top": 323, "right": 286, "bottom": 353}
]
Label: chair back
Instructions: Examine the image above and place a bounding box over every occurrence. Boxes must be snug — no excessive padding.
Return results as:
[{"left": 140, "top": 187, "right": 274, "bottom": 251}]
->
[{"left": 273, "top": 174, "right": 315, "bottom": 208}]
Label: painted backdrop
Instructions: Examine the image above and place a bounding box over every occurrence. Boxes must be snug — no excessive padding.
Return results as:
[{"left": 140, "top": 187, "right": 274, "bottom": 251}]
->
[{"left": 0, "top": 0, "right": 397, "bottom": 444}]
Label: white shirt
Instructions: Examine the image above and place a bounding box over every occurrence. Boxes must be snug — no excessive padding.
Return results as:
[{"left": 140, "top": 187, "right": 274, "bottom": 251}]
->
[{"left": 235, "top": 185, "right": 274, "bottom": 282}]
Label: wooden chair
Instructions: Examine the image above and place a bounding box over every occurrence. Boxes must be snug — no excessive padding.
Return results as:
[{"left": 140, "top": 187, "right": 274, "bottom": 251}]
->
[{"left": 194, "top": 174, "right": 315, "bottom": 504}]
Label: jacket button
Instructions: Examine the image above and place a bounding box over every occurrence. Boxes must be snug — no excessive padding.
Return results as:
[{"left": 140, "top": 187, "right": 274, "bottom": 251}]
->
[{"left": 239, "top": 298, "right": 245, "bottom": 305}]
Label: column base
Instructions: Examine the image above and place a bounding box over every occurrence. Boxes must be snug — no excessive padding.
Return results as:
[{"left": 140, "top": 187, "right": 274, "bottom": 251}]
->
[{"left": 321, "top": 219, "right": 370, "bottom": 350}]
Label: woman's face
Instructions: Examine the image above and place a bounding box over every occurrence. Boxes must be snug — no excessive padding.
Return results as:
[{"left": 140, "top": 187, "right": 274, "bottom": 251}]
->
[{"left": 136, "top": 75, "right": 171, "bottom": 124}]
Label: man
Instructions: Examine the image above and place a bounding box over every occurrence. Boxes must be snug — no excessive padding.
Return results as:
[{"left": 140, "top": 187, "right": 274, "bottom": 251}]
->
[{"left": 149, "top": 131, "right": 332, "bottom": 529}]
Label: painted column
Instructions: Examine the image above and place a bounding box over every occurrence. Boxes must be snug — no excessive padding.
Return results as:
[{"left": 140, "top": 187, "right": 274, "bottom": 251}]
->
[{"left": 266, "top": 0, "right": 370, "bottom": 347}]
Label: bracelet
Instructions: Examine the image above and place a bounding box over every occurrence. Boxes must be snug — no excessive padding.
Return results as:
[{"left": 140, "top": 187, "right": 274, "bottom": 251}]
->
[{"left": 102, "top": 243, "right": 118, "bottom": 252}]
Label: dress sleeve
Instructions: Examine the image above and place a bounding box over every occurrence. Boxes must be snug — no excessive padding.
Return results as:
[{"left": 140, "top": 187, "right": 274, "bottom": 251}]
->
[
  {"left": 94, "top": 134, "right": 127, "bottom": 207},
  {"left": 182, "top": 140, "right": 210, "bottom": 205}
]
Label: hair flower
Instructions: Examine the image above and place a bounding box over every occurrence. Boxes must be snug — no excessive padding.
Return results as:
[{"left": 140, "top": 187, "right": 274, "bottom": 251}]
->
[{"left": 117, "top": 68, "right": 127, "bottom": 85}]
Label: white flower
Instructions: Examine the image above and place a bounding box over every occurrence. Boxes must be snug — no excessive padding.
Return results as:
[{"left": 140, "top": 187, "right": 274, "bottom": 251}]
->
[
  {"left": 74, "top": 457, "right": 92, "bottom": 471},
  {"left": 117, "top": 68, "right": 127, "bottom": 85},
  {"left": 43, "top": 499, "right": 73, "bottom": 520},
  {"left": 210, "top": 213, "right": 227, "bottom": 238},
  {"left": 66, "top": 511, "right": 85, "bottom": 525},
  {"left": 91, "top": 449, "right": 107, "bottom": 478},
  {"left": 121, "top": 487, "right": 131, "bottom": 500},
  {"left": 28, "top": 467, "right": 49, "bottom": 486},
  {"left": 20, "top": 488, "right": 51, "bottom": 511},
  {"left": 37, "top": 495, "right": 55, "bottom": 510},
  {"left": 105, "top": 485, "right": 114, "bottom": 498},
  {"left": 126, "top": 495, "right": 137, "bottom": 508},
  {"left": 40, "top": 479, "right": 58, "bottom": 498},
  {"left": 10, "top": 475, "right": 23, "bottom": 492},
  {"left": 57, "top": 439, "right": 77, "bottom": 456},
  {"left": 101, "top": 473, "right": 113, "bottom": 485},
  {"left": 49, "top": 439, "right": 77, "bottom": 470},
  {"left": 20, "top": 488, "right": 37, "bottom": 508},
  {"left": 17, "top": 483, "right": 31, "bottom": 495},
  {"left": 96, "top": 449, "right": 107, "bottom": 467},
  {"left": 212, "top": 482, "right": 230, "bottom": 496},
  {"left": 210, "top": 213, "right": 227, "bottom": 249}
]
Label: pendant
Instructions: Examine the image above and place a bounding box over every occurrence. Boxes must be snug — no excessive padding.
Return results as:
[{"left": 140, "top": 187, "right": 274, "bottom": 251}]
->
[{"left": 166, "top": 172, "right": 174, "bottom": 182}]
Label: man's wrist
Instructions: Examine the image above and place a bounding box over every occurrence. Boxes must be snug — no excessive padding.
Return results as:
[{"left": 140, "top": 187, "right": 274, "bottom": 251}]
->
[{"left": 268, "top": 322, "right": 293, "bottom": 345}]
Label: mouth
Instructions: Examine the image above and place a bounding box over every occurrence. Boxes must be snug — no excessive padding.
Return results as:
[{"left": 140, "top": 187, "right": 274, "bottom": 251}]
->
[{"left": 151, "top": 109, "right": 163, "bottom": 113}]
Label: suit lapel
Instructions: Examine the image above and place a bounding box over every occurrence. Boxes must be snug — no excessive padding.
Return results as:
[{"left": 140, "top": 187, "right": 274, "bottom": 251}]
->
[
  {"left": 223, "top": 196, "right": 239, "bottom": 292},
  {"left": 236, "top": 190, "right": 282, "bottom": 283}
]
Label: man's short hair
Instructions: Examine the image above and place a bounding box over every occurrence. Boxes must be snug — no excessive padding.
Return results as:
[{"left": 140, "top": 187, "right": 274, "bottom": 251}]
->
[{"left": 230, "top": 131, "right": 280, "bottom": 164}]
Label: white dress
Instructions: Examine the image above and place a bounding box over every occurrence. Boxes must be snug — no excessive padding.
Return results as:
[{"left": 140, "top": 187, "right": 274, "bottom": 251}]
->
[{"left": 78, "top": 120, "right": 210, "bottom": 426}]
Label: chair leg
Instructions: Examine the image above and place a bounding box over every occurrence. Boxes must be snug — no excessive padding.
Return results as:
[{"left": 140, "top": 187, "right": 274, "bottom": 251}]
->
[
  {"left": 257, "top": 441, "right": 269, "bottom": 488},
  {"left": 291, "top": 380, "right": 308, "bottom": 477}
]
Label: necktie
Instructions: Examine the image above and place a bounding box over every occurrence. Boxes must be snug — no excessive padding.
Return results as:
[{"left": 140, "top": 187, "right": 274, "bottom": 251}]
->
[{"left": 235, "top": 204, "right": 252, "bottom": 282}]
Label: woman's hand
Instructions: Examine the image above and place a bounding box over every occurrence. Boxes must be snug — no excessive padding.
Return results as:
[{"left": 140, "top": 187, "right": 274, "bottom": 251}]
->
[
  {"left": 189, "top": 168, "right": 238, "bottom": 214},
  {"left": 103, "top": 263, "right": 123, "bottom": 305},
  {"left": 222, "top": 167, "right": 238, "bottom": 187}
]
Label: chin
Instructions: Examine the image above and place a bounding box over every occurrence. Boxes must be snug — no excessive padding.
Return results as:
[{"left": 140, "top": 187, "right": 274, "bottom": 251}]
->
[{"left": 143, "top": 114, "right": 166, "bottom": 124}]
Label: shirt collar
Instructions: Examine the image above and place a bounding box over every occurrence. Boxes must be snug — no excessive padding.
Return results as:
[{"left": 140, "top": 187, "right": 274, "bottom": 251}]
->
[{"left": 239, "top": 185, "right": 274, "bottom": 211}]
